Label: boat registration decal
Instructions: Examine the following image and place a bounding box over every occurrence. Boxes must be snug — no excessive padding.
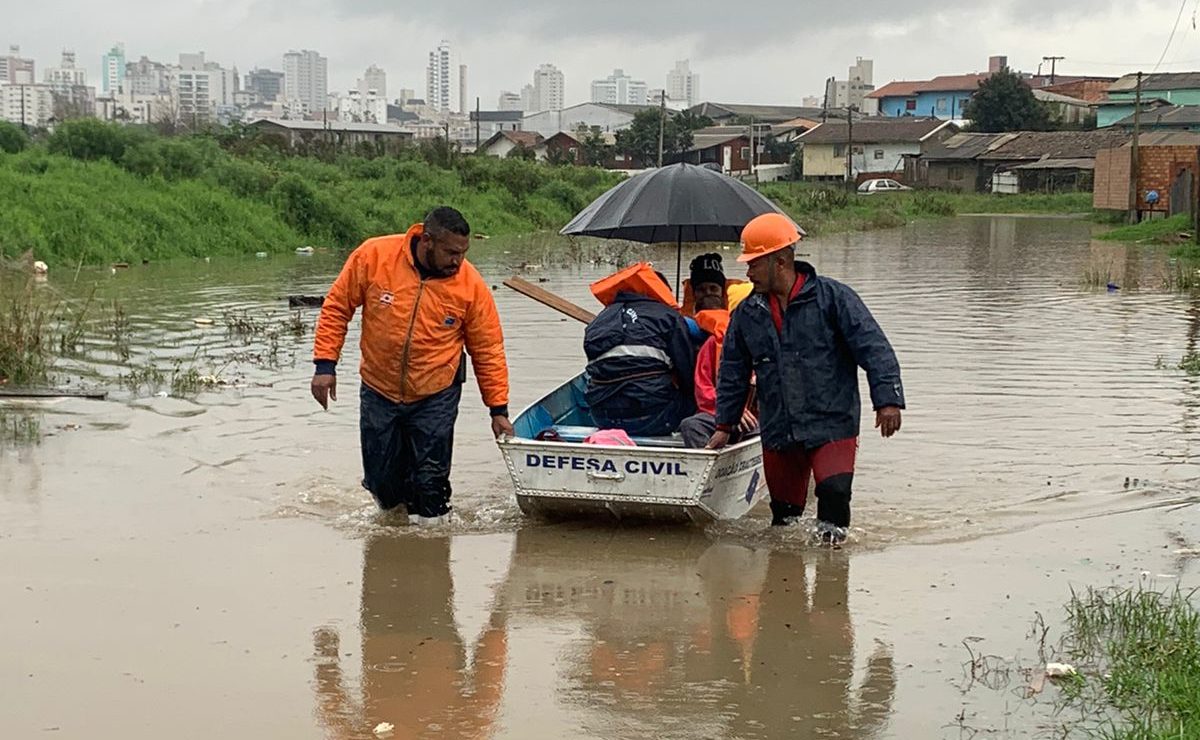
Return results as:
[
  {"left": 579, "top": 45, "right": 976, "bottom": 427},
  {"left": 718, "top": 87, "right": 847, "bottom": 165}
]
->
[
  {"left": 712, "top": 455, "right": 763, "bottom": 481},
  {"left": 524, "top": 454, "right": 687, "bottom": 477}
]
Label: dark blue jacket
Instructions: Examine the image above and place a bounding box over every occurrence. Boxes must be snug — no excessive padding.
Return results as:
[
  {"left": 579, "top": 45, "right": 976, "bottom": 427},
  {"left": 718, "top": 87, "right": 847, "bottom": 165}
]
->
[
  {"left": 584, "top": 292, "right": 696, "bottom": 419},
  {"left": 716, "top": 262, "right": 905, "bottom": 451}
]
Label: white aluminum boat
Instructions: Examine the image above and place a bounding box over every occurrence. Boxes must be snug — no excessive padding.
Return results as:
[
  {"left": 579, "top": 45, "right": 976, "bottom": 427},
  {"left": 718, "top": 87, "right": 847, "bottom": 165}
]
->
[{"left": 497, "top": 374, "right": 766, "bottom": 523}]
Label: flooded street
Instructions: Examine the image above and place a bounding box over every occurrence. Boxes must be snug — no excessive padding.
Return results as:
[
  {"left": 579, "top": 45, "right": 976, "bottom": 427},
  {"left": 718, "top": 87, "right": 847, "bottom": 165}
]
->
[{"left": 3, "top": 216, "right": 1199, "bottom": 738}]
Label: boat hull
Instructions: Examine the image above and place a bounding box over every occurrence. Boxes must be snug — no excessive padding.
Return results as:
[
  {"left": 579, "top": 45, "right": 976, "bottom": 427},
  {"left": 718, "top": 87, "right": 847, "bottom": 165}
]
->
[{"left": 498, "top": 375, "right": 766, "bottom": 523}]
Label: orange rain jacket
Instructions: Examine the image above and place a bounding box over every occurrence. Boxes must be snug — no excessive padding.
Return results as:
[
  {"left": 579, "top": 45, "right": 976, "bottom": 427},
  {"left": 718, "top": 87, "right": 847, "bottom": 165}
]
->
[{"left": 313, "top": 224, "right": 509, "bottom": 410}]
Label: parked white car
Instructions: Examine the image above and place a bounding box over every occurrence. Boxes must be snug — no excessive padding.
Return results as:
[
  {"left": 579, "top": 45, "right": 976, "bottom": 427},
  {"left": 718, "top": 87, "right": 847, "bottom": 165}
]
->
[{"left": 857, "top": 178, "right": 912, "bottom": 194}]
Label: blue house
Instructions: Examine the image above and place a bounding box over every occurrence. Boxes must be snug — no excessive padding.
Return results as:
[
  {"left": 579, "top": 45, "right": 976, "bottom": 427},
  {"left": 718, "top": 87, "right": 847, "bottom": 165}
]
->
[
  {"left": 1096, "top": 72, "right": 1200, "bottom": 127},
  {"left": 868, "top": 74, "right": 991, "bottom": 120}
]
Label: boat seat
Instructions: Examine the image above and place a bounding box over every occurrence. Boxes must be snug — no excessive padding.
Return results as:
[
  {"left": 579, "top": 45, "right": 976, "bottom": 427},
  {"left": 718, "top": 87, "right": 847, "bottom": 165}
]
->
[{"left": 551, "top": 425, "right": 687, "bottom": 449}]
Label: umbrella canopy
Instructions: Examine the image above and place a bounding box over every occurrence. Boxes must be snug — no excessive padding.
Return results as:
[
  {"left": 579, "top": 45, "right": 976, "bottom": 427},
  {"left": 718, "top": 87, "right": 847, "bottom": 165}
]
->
[{"left": 560, "top": 162, "right": 802, "bottom": 244}]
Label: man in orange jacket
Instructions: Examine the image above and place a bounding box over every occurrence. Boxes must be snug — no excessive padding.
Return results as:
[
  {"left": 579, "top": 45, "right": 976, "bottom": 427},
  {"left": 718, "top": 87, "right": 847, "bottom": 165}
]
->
[{"left": 311, "top": 206, "right": 513, "bottom": 524}]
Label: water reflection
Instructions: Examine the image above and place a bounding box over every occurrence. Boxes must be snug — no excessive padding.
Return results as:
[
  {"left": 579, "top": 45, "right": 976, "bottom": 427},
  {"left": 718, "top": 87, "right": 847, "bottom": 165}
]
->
[
  {"left": 313, "top": 534, "right": 510, "bottom": 739},
  {"left": 315, "top": 529, "right": 895, "bottom": 739}
]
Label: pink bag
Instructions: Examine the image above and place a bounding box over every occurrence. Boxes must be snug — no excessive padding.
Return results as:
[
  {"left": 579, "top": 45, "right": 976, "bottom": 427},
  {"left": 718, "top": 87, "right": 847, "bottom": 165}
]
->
[{"left": 583, "top": 429, "right": 637, "bottom": 446}]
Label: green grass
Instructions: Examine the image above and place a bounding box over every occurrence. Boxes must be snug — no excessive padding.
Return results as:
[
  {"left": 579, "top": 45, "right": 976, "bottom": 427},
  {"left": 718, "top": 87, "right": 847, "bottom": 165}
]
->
[
  {"left": 1, "top": 278, "right": 61, "bottom": 386},
  {"left": 757, "top": 183, "right": 1092, "bottom": 236},
  {"left": 1059, "top": 585, "right": 1200, "bottom": 739},
  {"left": 1097, "top": 214, "right": 1194, "bottom": 244},
  {"left": 0, "top": 123, "right": 624, "bottom": 265}
]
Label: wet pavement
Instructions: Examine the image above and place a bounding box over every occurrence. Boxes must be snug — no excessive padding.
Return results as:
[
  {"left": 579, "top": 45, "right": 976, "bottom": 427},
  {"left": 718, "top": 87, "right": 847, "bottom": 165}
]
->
[{"left": 2, "top": 216, "right": 1199, "bottom": 738}]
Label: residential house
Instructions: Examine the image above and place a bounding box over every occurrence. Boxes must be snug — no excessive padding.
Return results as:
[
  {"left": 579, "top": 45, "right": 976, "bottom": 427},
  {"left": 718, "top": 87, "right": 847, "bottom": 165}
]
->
[
  {"left": 1094, "top": 131, "right": 1200, "bottom": 215},
  {"left": 865, "top": 81, "right": 924, "bottom": 117},
  {"left": 771, "top": 116, "right": 824, "bottom": 144},
  {"left": 1042, "top": 79, "right": 1114, "bottom": 104},
  {"left": 873, "top": 61, "right": 1114, "bottom": 121},
  {"left": 667, "top": 128, "right": 753, "bottom": 174},
  {"left": 1032, "top": 89, "right": 1096, "bottom": 127},
  {"left": 478, "top": 130, "right": 544, "bottom": 158},
  {"left": 919, "top": 129, "right": 1130, "bottom": 193},
  {"left": 523, "top": 102, "right": 651, "bottom": 138},
  {"left": 869, "top": 74, "right": 991, "bottom": 120},
  {"left": 797, "top": 118, "right": 957, "bottom": 182},
  {"left": 1100, "top": 72, "right": 1200, "bottom": 128},
  {"left": 535, "top": 131, "right": 585, "bottom": 165},
  {"left": 246, "top": 118, "right": 413, "bottom": 149},
  {"left": 1109, "top": 104, "right": 1200, "bottom": 132},
  {"left": 689, "top": 102, "right": 834, "bottom": 124}
]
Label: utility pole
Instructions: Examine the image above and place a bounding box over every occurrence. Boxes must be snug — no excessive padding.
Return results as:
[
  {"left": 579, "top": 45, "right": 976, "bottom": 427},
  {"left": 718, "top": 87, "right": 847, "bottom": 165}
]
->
[
  {"left": 845, "top": 105, "right": 855, "bottom": 189},
  {"left": 657, "top": 91, "right": 666, "bottom": 167},
  {"left": 19, "top": 84, "right": 27, "bottom": 132},
  {"left": 1128, "top": 71, "right": 1143, "bottom": 224},
  {"left": 475, "top": 96, "right": 480, "bottom": 151},
  {"left": 747, "top": 117, "right": 754, "bottom": 176},
  {"left": 1042, "top": 56, "right": 1065, "bottom": 85}
]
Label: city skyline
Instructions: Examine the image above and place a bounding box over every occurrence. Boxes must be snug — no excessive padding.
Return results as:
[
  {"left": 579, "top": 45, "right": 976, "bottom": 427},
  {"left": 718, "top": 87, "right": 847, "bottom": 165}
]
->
[{"left": 7, "top": 0, "right": 1178, "bottom": 112}]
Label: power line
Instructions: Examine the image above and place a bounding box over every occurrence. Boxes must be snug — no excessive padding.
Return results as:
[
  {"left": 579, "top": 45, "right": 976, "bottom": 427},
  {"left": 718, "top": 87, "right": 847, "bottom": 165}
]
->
[
  {"left": 1062, "top": 57, "right": 1200, "bottom": 67},
  {"left": 1153, "top": 0, "right": 1191, "bottom": 72}
]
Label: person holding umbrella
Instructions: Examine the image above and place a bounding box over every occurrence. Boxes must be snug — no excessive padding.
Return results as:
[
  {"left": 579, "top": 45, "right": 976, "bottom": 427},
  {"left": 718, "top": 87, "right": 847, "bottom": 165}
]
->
[{"left": 706, "top": 214, "right": 905, "bottom": 543}]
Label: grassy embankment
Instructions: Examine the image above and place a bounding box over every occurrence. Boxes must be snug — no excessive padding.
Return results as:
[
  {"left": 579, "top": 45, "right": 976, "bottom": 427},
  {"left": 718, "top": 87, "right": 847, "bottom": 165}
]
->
[
  {"left": 758, "top": 182, "right": 1092, "bottom": 234},
  {"left": 0, "top": 119, "right": 1106, "bottom": 266},
  {"left": 1097, "top": 212, "right": 1200, "bottom": 257},
  {"left": 0, "top": 119, "right": 624, "bottom": 266}
]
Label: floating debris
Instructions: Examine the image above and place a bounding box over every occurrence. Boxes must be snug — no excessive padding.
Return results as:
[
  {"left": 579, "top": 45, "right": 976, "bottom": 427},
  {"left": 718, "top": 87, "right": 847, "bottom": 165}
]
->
[
  {"left": 32, "top": 260, "right": 48, "bottom": 275},
  {"left": 255, "top": 252, "right": 268, "bottom": 259},
  {"left": 295, "top": 246, "right": 315, "bottom": 255},
  {"left": 193, "top": 318, "right": 215, "bottom": 326},
  {"left": 1045, "top": 662, "right": 1077, "bottom": 678},
  {"left": 373, "top": 722, "right": 395, "bottom": 736}
]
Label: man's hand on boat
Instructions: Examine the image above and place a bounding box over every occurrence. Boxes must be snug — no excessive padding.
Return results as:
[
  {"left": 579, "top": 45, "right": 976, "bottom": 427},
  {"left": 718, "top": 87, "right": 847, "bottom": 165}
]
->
[
  {"left": 311, "top": 374, "right": 337, "bottom": 410},
  {"left": 875, "top": 406, "right": 902, "bottom": 438},
  {"left": 705, "top": 409, "right": 758, "bottom": 449},
  {"left": 491, "top": 414, "right": 515, "bottom": 440}
]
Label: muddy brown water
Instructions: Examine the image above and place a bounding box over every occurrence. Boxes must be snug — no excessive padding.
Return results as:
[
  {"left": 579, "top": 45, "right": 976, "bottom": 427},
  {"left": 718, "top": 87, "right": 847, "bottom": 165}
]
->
[{"left": 2, "top": 216, "right": 1199, "bottom": 739}]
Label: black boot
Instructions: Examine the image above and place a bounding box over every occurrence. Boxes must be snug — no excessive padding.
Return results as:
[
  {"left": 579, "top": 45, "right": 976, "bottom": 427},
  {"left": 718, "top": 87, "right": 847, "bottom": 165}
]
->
[{"left": 770, "top": 499, "right": 805, "bottom": 526}]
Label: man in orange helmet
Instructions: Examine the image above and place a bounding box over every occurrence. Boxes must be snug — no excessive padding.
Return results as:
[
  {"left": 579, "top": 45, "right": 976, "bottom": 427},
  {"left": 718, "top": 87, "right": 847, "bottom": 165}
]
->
[
  {"left": 707, "top": 213, "right": 904, "bottom": 543},
  {"left": 310, "top": 206, "right": 512, "bottom": 525}
]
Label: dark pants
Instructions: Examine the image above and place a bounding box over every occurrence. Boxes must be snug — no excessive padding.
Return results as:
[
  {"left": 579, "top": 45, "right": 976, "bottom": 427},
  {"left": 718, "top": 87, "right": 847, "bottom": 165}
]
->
[
  {"left": 359, "top": 382, "right": 461, "bottom": 517},
  {"left": 763, "top": 437, "right": 858, "bottom": 527},
  {"left": 592, "top": 393, "right": 683, "bottom": 437},
  {"left": 679, "top": 412, "right": 758, "bottom": 449}
]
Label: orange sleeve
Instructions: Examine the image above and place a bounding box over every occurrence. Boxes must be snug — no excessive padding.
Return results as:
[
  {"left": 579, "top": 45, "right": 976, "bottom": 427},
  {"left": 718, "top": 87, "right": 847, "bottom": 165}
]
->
[
  {"left": 464, "top": 273, "right": 509, "bottom": 409},
  {"left": 313, "top": 246, "right": 367, "bottom": 363}
]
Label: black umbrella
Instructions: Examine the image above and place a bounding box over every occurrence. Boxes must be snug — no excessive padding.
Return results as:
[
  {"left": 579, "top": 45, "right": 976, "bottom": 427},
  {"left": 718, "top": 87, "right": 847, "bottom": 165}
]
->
[{"left": 560, "top": 162, "right": 801, "bottom": 296}]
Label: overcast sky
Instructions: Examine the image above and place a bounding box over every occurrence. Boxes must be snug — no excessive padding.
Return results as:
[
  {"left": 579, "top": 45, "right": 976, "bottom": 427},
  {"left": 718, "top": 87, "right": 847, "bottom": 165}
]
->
[{"left": 8, "top": 0, "right": 1200, "bottom": 105}]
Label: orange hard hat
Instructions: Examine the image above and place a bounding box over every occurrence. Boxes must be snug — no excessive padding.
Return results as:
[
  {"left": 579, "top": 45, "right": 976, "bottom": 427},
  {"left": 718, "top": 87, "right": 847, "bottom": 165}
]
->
[{"left": 737, "top": 213, "right": 803, "bottom": 263}]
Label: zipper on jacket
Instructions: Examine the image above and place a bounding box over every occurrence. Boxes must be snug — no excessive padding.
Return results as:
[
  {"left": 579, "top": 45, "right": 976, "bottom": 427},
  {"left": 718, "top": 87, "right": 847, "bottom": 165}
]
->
[{"left": 399, "top": 279, "right": 427, "bottom": 397}]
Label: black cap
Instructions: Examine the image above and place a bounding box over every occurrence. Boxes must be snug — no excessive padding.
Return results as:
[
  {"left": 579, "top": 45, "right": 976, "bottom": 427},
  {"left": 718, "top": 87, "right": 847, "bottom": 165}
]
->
[{"left": 689, "top": 253, "right": 725, "bottom": 289}]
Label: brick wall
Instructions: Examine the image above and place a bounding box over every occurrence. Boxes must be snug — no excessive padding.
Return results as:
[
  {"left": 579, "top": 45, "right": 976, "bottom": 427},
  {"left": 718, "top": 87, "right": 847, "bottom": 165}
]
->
[{"left": 1135, "top": 145, "right": 1199, "bottom": 213}]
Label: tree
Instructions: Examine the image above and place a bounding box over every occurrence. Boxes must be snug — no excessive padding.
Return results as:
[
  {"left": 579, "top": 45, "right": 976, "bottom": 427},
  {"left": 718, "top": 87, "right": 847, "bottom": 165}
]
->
[
  {"left": 0, "top": 120, "right": 29, "bottom": 154},
  {"left": 580, "top": 129, "right": 613, "bottom": 167},
  {"left": 615, "top": 108, "right": 712, "bottom": 168},
  {"left": 505, "top": 142, "right": 536, "bottom": 161},
  {"left": 962, "top": 68, "right": 1051, "bottom": 132}
]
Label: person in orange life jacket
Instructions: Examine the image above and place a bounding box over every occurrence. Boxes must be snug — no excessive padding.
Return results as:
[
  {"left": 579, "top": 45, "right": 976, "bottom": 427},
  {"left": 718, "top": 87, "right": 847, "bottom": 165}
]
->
[
  {"left": 583, "top": 267, "right": 696, "bottom": 437},
  {"left": 680, "top": 253, "right": 758, "bottom": 448},
  {"left": 310, "top": 206, "right": 514, "bottom": 524},
  {"left": 707, "top": 213, "right": 904, "bottom": 543}
]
